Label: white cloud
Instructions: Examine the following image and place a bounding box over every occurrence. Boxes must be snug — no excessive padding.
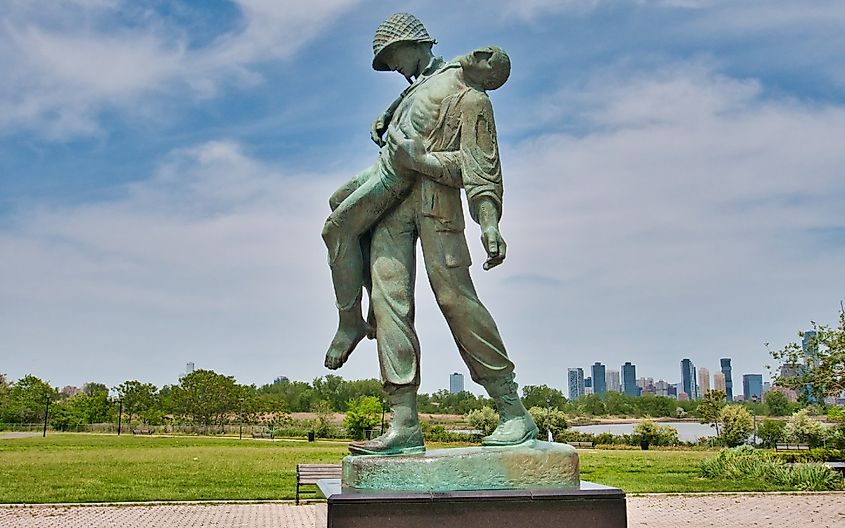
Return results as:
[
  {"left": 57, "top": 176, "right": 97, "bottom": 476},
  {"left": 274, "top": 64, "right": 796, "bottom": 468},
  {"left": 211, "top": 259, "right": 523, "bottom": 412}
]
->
[
  {"left": 0, "top": 139, "right": 359, "bottom": 386},
  {"left": 0, "top": 0, "right": 359, "bottom": 138},
  {"left": 475, "top": 61, "right": 845, "bottom": 386},
  {"left": 2, "top": 57, "right": 844, "bottom": 392}
]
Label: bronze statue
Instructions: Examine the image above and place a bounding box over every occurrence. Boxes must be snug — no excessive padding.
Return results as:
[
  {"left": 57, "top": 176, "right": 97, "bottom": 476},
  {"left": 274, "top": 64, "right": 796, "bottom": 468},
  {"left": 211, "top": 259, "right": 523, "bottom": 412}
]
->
[{"left": 322, "top": 12, "right": 538, "bottom": 455}]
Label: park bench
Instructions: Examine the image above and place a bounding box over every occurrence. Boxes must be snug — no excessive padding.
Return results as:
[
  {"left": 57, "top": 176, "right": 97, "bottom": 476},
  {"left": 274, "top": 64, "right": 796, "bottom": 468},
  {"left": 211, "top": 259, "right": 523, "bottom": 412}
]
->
[
  {"left": 824, "top": 462, "right": 845, "bottom": 476},
  {"left": 131, "top": 428, "right": 153, "bottom": 435},
  {"left": 296, "top": 463, "right": 342, "bottom": 505},
  {"left": 775, "top": 443, "right": 811, "bottom": 451},
  {"left": 567, "top": 441, "right": 595, "bottom": 449},
  {"left": 251, "top": 431, "right": 274, "bottom": 439}
]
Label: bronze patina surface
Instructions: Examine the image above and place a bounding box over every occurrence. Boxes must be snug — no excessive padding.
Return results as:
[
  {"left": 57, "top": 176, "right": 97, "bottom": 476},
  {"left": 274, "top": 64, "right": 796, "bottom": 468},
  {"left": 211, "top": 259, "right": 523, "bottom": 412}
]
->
[
  {"left": 342, "top": 440, "right": 579, "bottom": 492},
  {"left": 321, "top": 11, "right": 540, "bottom": 457}
]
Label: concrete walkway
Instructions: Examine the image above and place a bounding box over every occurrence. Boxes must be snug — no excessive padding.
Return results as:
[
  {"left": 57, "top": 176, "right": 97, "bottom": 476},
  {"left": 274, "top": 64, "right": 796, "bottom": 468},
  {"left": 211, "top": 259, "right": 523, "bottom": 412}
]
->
[{"left": 1, "top": 493, "right": 843, "bottom": 527}]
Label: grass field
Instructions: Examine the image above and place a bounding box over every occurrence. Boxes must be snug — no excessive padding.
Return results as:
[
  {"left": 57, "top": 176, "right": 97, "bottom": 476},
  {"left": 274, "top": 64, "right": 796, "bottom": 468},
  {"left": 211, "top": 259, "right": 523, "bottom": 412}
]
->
[{"left": 0, "top": 434, "right": 799, "bottom": 503}]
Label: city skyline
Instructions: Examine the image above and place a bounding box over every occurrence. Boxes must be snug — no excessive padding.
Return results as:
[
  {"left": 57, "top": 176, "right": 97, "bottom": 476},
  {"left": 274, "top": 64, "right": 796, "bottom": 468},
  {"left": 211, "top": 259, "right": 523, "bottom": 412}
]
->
[{"left": 566, "top": 356, "right": 773, "bottom": 401}]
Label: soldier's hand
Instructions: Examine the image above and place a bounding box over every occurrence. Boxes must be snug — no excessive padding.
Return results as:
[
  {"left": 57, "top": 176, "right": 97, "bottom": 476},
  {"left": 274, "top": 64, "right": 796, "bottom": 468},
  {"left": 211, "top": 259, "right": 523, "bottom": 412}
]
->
[
  {"left": 386, "top": 127, "right": 425, "bottom": 171},
  {"left": 370, "top": 116, "right": 387, "bottom": 147},
  {"left": 482, "top": 226, "right": 507, "bottom": 270}
]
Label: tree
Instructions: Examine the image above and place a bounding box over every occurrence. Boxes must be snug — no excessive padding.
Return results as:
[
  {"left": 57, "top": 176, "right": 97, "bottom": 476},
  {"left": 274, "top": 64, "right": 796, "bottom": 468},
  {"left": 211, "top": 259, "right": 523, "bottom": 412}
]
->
[
  {"left": 343, "top": 396, "right": 382, "bottom": 439},
  {"left": 521, "top": 385, "right": 567, "bottom": 410},
  {"left": 763, "top": 390, "right": 792, "bottom": 417},
  {"left": 5, "top": 375, "right": 56, "bottom": 423},
  {"left": 603, "top": 392, "right": 634, "bottom": 416},
  {"left": 637, "top": 394, "right": 677, "bottom": 418},
  {"left": 171, "top": 370, "right": 240, "bottom": 427},
  {"left": 466, "top": 406, "right": 499, "bottom": 437},
  {"left": 697, "top": 390, "right": 727, "bottom": 435},
  {"left": 114, "top": 381, "right": 159, "bottom": 424},
  {"left": 576, "top": 394, "right": 606, "bottom": 416},
  {"left": 528, "top": 406, "right": 568, "bottom": 439},
  {"left": 769, "top": 307, "right": 845, "bottom": 403},
  {"left": 756, "top": 419, "right": 786, "bottom": 448},
  {"left": 718, "top": 405, "right": 754, "bottom": 447},
  {"left": 0, "top": 374, "right": 9, "bottom": 414}
]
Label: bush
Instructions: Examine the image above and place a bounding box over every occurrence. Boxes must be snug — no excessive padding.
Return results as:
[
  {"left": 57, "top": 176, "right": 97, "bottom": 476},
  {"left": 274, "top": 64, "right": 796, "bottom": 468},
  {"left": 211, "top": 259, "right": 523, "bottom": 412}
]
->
[
  {"left": 700, "top": 446, "right": 843, "bottom": 491},
  {"left": 465, "top": 406, "right": 499, "bottom": 437},
  {"left": 634, "top": 420, "right": 680, "bottom": 446},
  {"left": 718, "top": 405, "right": 753, "bottom": 447},
  {"left": 757, "top": 419, "right": 786, "bottom": 448},
  {"left": 420, "top": 422, "right": 478, "bottom": 442},
  {"left": 784, "top": 409, "right": 828, "bottom": 448},
  {"left": 528, "top": 406, "right": 568, "bottom": 439},
  {"left": 343, "top": 396, "right": 382, "bottom": 440},
  {"left": 772, "top": 448, "right": 844, "bottom": 463}
]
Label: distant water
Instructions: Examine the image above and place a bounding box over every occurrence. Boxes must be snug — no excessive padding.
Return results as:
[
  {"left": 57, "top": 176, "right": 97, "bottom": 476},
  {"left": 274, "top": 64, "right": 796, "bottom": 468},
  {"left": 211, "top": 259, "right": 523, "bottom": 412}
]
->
[{"left": 572, "top": 421, "right": 718, "bottom": 442}]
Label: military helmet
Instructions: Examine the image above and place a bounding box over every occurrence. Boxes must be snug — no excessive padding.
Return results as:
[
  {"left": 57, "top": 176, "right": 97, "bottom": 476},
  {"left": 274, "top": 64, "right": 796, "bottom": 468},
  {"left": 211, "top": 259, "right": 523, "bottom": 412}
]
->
[{"left": 372, "top": 13, "right": 436, "bottom": 71}]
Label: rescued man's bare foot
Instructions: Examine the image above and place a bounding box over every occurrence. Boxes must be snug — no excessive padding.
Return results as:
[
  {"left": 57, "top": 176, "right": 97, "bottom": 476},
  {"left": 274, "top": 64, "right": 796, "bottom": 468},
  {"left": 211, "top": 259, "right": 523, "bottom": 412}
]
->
[{"left": 324, "top": 316, "right": 370, "bottom": 369}]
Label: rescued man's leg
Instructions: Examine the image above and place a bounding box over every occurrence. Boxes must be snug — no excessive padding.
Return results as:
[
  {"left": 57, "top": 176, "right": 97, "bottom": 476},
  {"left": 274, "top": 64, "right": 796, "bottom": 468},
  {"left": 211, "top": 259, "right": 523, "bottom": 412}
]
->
[{"left": 322, "top": 168, "right": 409, "bottom": 369}]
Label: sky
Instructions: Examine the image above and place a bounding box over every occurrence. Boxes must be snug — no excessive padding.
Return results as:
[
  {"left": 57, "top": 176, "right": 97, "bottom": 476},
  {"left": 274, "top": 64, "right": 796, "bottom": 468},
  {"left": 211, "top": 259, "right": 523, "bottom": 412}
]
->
[{"left": 1, "top": 0, "right": 844, "bottom": 396}]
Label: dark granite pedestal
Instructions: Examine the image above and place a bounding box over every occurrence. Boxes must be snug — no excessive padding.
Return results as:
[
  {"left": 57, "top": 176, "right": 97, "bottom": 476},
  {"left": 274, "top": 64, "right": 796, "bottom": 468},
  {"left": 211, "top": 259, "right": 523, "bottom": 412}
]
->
[{"left": 317, "top": 479, "right": 626, "bottom": 528}]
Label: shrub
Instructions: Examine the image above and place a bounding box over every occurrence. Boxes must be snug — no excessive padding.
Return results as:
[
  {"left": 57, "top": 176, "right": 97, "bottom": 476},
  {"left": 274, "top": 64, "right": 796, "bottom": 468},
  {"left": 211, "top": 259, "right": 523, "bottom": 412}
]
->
[
  {"left": 343, "top": 396, "right": 382, "bottom": 440},
  {"left": 465, "top": 406, "right": 499, "bottom": 437},
  {"left": 784, "top": 409, "right": 828, "bottom": 448},
  {"left": 528, "top": 406, "right": 568, "bottom": 439},
  {"left": 718, "top": 405, "right": 753, "bottom": 447},
  {"left": 700, "top": 446, "right": 843, "bottom": 491},
  {"left": 757, "top": 419, "right": 786, "bottom": 448}
]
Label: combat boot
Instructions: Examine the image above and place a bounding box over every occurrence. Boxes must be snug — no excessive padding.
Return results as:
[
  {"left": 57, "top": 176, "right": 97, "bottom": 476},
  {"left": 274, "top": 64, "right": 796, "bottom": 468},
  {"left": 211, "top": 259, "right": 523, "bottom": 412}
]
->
[
  {"left": 482, "top": 374, "right": 539, "bottom": 446},
  {"left": 348, "top": 387, "right": 425, "bottom": 455}
]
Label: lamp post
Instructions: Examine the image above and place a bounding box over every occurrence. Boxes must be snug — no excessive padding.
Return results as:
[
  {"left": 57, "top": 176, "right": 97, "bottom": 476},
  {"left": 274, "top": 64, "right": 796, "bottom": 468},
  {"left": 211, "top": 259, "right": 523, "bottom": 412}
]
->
[
  {"left": 751, "top": 401, "right": 758, "bottom": 445},
  {"left": 42, "top": 396, "right": 50, "bottom": 438},
  {"left": 239, "top": 397, "right": 245, "bottom": 440},
  {"left": 117, "top": 399, "right": 123, "bottom": 436}
]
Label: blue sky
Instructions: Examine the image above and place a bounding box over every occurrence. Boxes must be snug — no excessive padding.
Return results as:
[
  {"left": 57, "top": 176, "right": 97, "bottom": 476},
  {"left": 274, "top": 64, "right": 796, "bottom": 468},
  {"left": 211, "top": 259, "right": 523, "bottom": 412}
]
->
[{"left": 1, "top": 0, "right": 844, "bottom": 396}]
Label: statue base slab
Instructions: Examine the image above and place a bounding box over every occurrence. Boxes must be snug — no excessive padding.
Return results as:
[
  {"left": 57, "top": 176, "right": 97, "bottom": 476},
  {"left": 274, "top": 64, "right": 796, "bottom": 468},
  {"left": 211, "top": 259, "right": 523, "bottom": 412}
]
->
[
  {"left": 342, "top": 440, "right": 579, "bottom": 492},
  {"left": 317, "top": 478, "right": 626, "bottom": 528}
]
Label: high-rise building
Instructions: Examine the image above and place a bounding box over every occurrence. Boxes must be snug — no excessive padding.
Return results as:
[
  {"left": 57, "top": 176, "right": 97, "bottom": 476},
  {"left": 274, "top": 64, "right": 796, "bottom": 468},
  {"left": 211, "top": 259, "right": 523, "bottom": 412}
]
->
[
  {"left": 591, "top": 362, "right": 607, "bottom": 397},
  {"left": 186, "top": 362, "right": 195, "bottom": 375},
  {"left": 273, "top": 376, "right": 289, "bottom": 384},
  {"left": 802, "top": 330, "right": 818, "bottom": 363},
  {"left": 720, "top": 358, "right": 734, "bottom": 401},
  {"left": 606, "top": 370, "right": 621, "bottom": 392},
  {"left": 713, "top": 372, "right": 726, "bottom": 393},
  {"left": 653, "top": 379, "right": 670, "bottom": 397},
  {"left": 681, "top": 359, "right": 698, "bottom": 400},
  {"left": 568, "top": 368, "right": 585, "bottom": 400},
  {"left": 698, "top": 367, "right": 711, "bottom": 395},
  {"left": 743, "top": 374, "right": 764, "bottom": 401},
  {"left": 622, "top": 362, "right": 638, "bottom": 396},
  {"left": 449, "top": 372, "right": 465, "bottom": 394}
]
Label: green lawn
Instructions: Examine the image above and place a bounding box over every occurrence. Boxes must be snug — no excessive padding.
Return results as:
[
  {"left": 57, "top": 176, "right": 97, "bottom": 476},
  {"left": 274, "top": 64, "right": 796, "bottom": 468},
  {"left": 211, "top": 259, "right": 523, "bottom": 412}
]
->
[
  {"left": 0, "top": 435, "right": 796, "bottom": 503},
  {"left": 579, "top": 449, "right": 794, "bottom": 493}
]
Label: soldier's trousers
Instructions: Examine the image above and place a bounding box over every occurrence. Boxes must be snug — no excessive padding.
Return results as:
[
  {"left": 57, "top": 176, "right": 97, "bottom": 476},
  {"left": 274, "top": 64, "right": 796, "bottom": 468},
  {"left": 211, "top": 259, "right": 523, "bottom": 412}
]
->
[{"left": 367, "top": 182, "right": 515, "bottom": 393}]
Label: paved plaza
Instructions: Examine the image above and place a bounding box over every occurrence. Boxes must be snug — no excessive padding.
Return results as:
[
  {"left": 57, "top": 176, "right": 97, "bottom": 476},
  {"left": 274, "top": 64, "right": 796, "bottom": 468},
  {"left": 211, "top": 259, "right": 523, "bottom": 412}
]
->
[{"left": 1, "top": 493, "right": 843, "bottom": 527}]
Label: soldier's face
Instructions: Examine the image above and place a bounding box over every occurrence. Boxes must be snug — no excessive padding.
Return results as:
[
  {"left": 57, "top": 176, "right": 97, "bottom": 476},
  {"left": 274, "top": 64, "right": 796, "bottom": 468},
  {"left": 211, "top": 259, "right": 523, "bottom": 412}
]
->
[{"left": 384, "top": 43, "right": 425, "bottom": 81}]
